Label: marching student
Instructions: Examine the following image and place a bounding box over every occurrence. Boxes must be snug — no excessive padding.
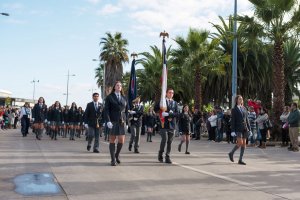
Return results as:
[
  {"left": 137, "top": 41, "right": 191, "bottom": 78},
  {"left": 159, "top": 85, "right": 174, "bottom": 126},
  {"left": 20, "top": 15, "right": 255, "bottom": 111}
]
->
[
  {"left": 76, "top": 107, "right": 84, "bottom": 138},
  {"left": 68, "top": 102, "right": 78, "bottom": 140},
  {"left": 32, "top": 97, "right": 47, "bottom": 140},
  {"left": 104, "top": 81, "right": 128, "bottom": 166},
  {"left": 84, "top": 93, "right": 103, "bottom": 153},
  {"left": 62, "top": 106, "right": 69, "bottom": 138},
  {"left": 128, "top": 96, "right": 144, "bottom": 153},
  {"left": 228, "top": 95, "right": 251, "bottom": 165},
  {"left": 155, "top": 88, "right": 179, "bottom": 164},
  {"left": 178, "top": 104, "right": 192, "bottom": 154},
  {"left": 20, "top": 102, "right": 31, "bottom": 137},
  {"left": 145, "top": 106, "right": 156, "bottom": 142},
  {"left": 50, "top": 101, "right": 63, "bottom": 140}
]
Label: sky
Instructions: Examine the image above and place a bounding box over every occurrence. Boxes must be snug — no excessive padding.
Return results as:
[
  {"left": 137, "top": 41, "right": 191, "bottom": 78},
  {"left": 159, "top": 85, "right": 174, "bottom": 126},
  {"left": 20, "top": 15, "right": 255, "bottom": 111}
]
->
[{"left": 0, "top": 0, "right": 253, "bottom": 108}]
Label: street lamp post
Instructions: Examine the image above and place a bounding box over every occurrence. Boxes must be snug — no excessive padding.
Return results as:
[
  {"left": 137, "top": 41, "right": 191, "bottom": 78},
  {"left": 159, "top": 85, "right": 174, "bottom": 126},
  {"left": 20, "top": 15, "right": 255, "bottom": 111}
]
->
[
  {"left": 231, "top": 0, "right": 238, "bottom": 108},
  {"left": 0, "top": 13, "right": 9, "bottom": 16},
  {"left": 65, "top": 70, "right": 75, "bottom": 106},
  {"left": 31, "top": 79, "right": 39, "bottom": 102}
]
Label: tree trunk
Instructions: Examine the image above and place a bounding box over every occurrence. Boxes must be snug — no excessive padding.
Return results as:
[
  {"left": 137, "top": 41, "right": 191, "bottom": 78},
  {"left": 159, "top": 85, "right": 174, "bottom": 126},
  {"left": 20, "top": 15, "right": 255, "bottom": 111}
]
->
[
  {"left": 284, "top": 82, "right": 293, "bottom": 106},
  {"left": 194, "top": 66, "right": 202, "bottom": 110},
  {"left": 272, "top": 39, "right": 285, "bottom": 140}
]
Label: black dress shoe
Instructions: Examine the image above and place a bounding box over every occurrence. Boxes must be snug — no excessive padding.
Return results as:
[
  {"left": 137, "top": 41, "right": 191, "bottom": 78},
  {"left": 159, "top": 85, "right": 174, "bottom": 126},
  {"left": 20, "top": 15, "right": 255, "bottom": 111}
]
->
[
  {"left": 134, "top": 149, "right": 140, "bottom": 154},
  {"left": 115, "top": 156, "right": 121, "bottom": 164},
  {"left": 185, "top": 151, "right": 190, "bottom": 154},
  {"left": 111, "top": 161, "right": 117, "bottom": 166},
  {"left": 165, "top": 158, "right": 172, "bottom": 164},
  {"left": 87, "top": 145, "right": 91, "bottom": 151},
  {"left": 228, "top": 152, "right": 234, "bottom": 162},
  {"left": 158, "top": 154, "right": 163, "bottom": 163},
  {"left": 238, "top": 160, "right": 246, "bottom": 165},
  {"left": 128, "top": 145, "right": 132, "bottom": 151},
  {"left": 93, "top": 149, "right": 99, "bottom": 153}
]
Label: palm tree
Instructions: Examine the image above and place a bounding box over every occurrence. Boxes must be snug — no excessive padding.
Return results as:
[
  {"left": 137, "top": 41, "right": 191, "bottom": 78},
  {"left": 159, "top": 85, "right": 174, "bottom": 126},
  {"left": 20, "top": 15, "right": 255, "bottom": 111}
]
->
[
  {"left": 239, "top": 0, "right": 300, "bottom": 127},
  {"left": 99, "top": 32, "right": 129, "bottom": 95},
  {"left": 209, "top": 16, "right": 271, "bottom": 107},
  {"left": 94, "top": 63, "right": 104, "bottom": 88},
  {"left": 135, "top": 45, "right": 172, "bottom": 103},
  {"left": 172, "top": 28, "right": 229, "bottom": 109},
  {"left": 284, "top": 39, "right": 300, "bottom": 104}
]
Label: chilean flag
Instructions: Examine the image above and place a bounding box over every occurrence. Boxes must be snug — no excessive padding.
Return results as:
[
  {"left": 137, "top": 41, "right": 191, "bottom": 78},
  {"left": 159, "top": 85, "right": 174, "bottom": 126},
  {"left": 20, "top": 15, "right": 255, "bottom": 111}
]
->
[
  {"left": 128, "top": 58, "right": 137, "bottom": 110},
  {"left": 159, "top": 38, "right": 167, "bottom": 128}
]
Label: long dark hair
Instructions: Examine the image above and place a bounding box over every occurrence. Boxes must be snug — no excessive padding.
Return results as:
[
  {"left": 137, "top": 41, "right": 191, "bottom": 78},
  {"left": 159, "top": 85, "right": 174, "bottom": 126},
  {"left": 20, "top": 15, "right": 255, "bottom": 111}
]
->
[
  {"left": 234, "top": 95, "right": 243, "bottom": 107},
  {"left": 110, "top": 81, "right": 124, "bottom": 96},
  {"left": 38, "top": 97, "right": 45, "bottom": 104},
  {"left": 71, "top": 102, "right": 77, "bottom": 110},
  {"left": 182, "top": 104, "right": 192, "bottom": 117}
]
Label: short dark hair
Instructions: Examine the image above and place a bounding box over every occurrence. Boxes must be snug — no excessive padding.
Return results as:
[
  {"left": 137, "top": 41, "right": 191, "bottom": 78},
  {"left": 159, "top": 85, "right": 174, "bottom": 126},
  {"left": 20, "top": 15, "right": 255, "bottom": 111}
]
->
[
  {"left": 166, "top": 88, "right": 174, "bottom": 93},
  {"left": 291, "top": 102, "right": 298, "bottom": 108},
  {"left": 92, "top": 93, "right": 99, "bottom": 97}
]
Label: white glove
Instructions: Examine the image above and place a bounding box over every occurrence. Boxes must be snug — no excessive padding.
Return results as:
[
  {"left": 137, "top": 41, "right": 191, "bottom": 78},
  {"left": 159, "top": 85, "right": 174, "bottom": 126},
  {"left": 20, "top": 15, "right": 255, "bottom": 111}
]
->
[
  {"left": 32, "top": 118, "right": 35, "bottom": 122},
  {"left": 62, "top": 121, "right": 65, "bottom": 124},
  {"left": 248, "top": 131, "right": 253, "bottom": 137},
  {"left": 162, "top": 112, "right": 169, "bottom": 117},
  {"left": 231, "top": 132, "right": 236, "bottom": 137},
  {"left": 107, "top": 122, "right": 113, "bottom": 129},
  {"left": 103, "top": 123, "right": 106, "bottom": 127},
  {"left": 47, "top": 121, "right": 50, "bottom": 125},
  {"left": 44, "top": 119, "right": 47, "bottom": 123},
  {"left": 130, "top": 111, "right": 136, "bottom": 114},
  {"left": 84, "top": 124, "right": 89, "bottom": 129}
]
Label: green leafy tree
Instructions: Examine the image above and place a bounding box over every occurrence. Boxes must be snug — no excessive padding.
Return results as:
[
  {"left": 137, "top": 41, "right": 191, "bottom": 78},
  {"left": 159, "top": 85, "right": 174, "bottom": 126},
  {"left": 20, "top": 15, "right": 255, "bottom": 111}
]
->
[{"left": 99, "top": 32, "right": 129, "bottom": 95}]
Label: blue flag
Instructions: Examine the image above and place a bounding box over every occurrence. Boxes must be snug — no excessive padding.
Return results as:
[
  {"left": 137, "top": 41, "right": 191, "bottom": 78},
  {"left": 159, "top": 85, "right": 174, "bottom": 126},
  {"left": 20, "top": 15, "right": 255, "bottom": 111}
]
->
[{"left": 128, "top": 59, "right": 137, "bottom": 110}]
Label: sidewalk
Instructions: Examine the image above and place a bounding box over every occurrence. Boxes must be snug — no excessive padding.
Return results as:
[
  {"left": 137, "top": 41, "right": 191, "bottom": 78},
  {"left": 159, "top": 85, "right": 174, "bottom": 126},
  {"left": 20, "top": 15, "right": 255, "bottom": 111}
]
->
[{"left": 1, "top": 128, "right": 300, "bottom": 200}]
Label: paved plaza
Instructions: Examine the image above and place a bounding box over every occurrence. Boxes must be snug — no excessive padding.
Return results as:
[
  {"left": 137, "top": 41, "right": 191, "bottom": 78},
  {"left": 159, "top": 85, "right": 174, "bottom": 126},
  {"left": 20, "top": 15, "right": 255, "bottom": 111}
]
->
[{"left": 1, "top": 129, "right": 300, "bottom": 200}]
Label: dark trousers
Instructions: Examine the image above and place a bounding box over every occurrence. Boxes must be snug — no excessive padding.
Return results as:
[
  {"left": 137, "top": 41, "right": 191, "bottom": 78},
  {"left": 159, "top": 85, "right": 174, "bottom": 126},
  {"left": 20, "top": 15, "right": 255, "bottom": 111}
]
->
[
  {"left": 87, "top": 126, "right": 100, "bottom": 150},
  {"left": 159, "top": 129, "right": 175, "bottom": 157},
  {"left": 21, "top": 117, "right": 30, "bottom": 136},
  {"left": 194, "top": 124, "right": 201, "bottom": 139},
  {"left": 208, "top": 127, "right": 216, "bottom": 141},
  {"left": 129, "top": 125, "right": 141, "bottom": 149},
  {"left": 260, "top": 128, "right": 267, "bottom": 143},
  {"left": 281, "top": 127, "right": 289, "bottom": 144},
  {"left": 14, "top": 118, "right": 18, "bottom": 129}
]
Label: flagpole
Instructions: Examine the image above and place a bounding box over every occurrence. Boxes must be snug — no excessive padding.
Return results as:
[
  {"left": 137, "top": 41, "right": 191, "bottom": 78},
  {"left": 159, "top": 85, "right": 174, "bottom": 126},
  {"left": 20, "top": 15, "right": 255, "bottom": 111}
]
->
[{"left": 159, "top": 30, "right": 169, "bottom": 129}]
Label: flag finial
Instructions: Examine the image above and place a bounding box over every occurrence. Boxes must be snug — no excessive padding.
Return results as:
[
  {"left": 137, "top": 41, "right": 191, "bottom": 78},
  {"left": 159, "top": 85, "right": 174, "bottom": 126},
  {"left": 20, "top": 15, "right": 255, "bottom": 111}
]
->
[
  {"left": 131, "top": 52, "right": 138, "bottom": 59},
  {"left": 160, "top": 30, "right": 169, "bottom": 39}
]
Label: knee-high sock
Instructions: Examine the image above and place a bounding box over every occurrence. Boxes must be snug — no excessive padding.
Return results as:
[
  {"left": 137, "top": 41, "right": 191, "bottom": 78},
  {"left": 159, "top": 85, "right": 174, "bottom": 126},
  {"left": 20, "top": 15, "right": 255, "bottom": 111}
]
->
[
  {"left": 109, "top": 143, "right": 116, "bottom": 162},
  {"left": 239, "top": 147, "right": 245, "bottom": 161},
  {"left": 230, "top": 145, "right": 239, "bottom": 155},
  {"left": 185, "top": 140, "right": 190, "bottom": 152},
  {"left": 116, "top": 143, "right": 123, "bottom": 158}
]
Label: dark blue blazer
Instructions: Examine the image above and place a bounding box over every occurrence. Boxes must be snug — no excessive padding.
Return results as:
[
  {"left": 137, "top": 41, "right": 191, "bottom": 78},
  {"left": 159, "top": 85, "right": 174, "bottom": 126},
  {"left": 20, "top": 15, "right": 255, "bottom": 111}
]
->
[
  {"left": 84, "top": 102, "right": 103, "bottom": 128},
  {"left": 104, "top": 93, "right": 127, "bottom": 124},
  {"left": 155, "top": 99, "right": 178, "bottom": 130},
  {"left": 32, "top": 103, "right": 47, "bottom": 123},
  {"left": 231, "top": 105, "right": 250, "bottom": 133}
]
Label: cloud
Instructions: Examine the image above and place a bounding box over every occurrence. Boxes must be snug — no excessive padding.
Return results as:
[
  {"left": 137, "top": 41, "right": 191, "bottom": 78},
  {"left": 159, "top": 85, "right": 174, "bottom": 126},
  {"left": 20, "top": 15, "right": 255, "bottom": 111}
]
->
[
  {"left": 97, "top": 4, "right": 122, "bottom": 15},
  {"left": 4, "top": 18, "right": 27, "bottom": 24},
  {"left": 117, "top": 0, "right": 253, "bottom": 36},
  {"left": 86, "top": 0, "right": 101, "bottom": 4}
]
